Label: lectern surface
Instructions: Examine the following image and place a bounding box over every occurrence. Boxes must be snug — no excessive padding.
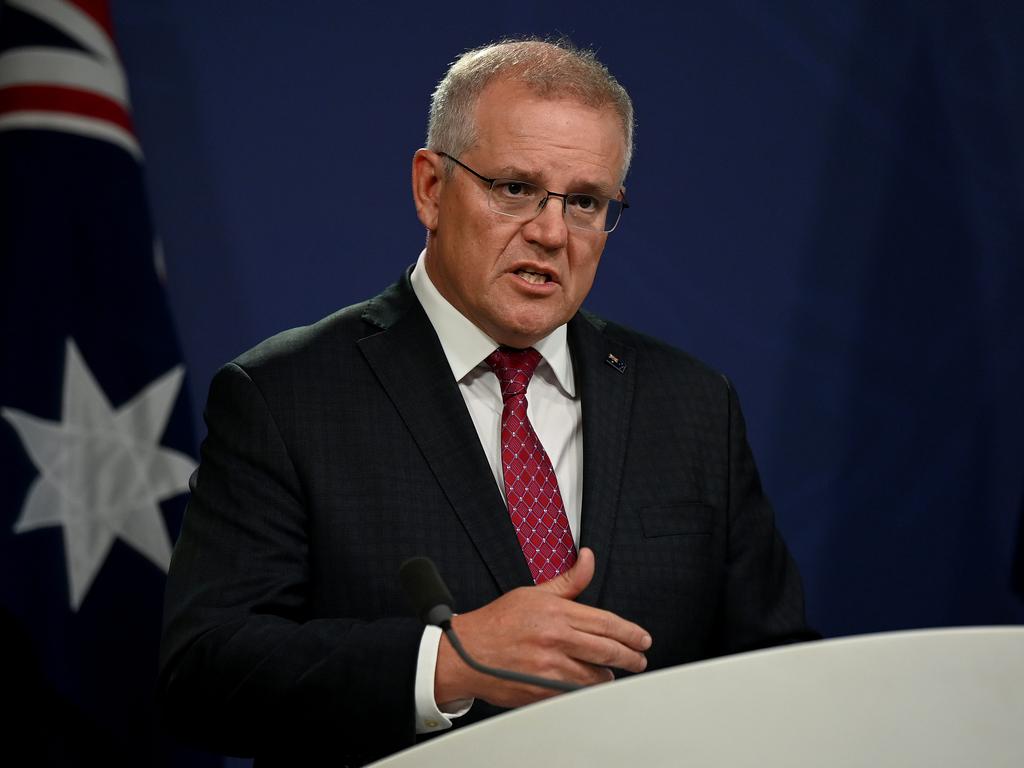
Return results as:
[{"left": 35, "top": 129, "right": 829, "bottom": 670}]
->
[{"left": 370, "top": 627, "right": 1024, "bottom": 767}]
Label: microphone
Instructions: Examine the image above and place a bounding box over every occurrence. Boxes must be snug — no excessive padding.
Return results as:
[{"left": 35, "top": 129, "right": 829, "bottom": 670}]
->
[
  {"left": 400, "top": 556, "right": 455, "bottom": 628},
  {"left": 399, "top": 556, "right": 581, "bottom": 693}
]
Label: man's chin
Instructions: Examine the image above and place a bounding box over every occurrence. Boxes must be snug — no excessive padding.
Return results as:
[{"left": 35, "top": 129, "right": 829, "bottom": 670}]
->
[{"left": 490, "top": 314, "right": 568, "bottom": 349}]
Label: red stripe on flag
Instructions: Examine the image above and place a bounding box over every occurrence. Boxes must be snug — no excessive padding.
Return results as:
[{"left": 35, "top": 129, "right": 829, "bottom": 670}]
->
[
  {"left": 66, "top": 0, "right": 116, "bottom": 40},
  {"left": 0, "top": 85, "right": 134, "bottom": 134}
]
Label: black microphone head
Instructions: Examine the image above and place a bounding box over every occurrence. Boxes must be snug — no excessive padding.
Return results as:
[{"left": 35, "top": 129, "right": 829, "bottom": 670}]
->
[{"left": 399, "top": 557, "right": 454, "bottom": 626}]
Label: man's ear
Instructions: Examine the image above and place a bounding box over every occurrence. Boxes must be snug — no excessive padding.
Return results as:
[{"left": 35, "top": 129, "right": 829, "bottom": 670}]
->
[{"left": 412, "top": 149, "right": 444, "bottom": 232}]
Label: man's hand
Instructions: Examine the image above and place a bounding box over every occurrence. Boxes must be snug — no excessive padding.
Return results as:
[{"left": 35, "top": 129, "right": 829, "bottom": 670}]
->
[{"left": 434, "top": 548, "right": 652, "bottom": 708}]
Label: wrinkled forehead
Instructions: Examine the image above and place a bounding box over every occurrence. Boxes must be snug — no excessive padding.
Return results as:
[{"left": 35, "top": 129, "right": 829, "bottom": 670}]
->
[
  {"left": 481, "top": 74, "right": 628, "bottom": 134},
  {"left": 471, "top": 80, "right": 628, "bottom": 184}
]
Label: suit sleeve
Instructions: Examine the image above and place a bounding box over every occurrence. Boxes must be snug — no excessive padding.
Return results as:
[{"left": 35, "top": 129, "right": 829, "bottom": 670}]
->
[
  {"left": 718, "top": 378, "right": 820, "bottom": 653},
  {"left": 158, "top": 362, "right": 423, "bottom": 764}
]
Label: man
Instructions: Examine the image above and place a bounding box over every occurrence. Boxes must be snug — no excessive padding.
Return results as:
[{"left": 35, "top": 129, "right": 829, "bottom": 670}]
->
[{"left": 159, "top": 39, "right": 816, "bottom": 766}]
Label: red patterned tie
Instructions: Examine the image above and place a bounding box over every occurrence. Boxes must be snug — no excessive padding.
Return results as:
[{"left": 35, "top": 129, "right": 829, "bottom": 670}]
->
[{"left": 485, "top": 347, "right": 577, "bottom": 583}]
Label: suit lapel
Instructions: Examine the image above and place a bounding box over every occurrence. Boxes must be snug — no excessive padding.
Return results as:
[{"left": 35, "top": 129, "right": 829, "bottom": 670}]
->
[
  {"left": 357, "top": 276, "right": 534, "bottom": 593},
  {"left": 569, "top": 312, "right": 635, "bottom": 607}
]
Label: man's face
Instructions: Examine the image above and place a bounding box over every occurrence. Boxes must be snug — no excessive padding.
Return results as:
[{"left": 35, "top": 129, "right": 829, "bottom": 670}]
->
[{"left": 416, "top": 78, "right": 626, "bottom": 348}]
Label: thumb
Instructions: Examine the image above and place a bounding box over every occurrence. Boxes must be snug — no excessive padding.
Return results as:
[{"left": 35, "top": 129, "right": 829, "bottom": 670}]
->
[{"left": 535, "top": 547, "right": 595, "bottom": 599}]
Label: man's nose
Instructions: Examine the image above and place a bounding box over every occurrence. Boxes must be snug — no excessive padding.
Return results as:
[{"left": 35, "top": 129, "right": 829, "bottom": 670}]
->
[{"left": 522, "top": 195, "right": 569, "bottom": 249}]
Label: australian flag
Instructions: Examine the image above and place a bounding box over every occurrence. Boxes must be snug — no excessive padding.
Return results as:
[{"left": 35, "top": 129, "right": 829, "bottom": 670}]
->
[{"left": 0, "top": 1, "right": 205, "bottom": 765}]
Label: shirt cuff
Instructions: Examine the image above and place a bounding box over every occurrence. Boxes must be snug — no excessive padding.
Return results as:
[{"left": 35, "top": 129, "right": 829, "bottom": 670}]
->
[{"left": 414, "top": 625, "right": 473, "bottom": 733}]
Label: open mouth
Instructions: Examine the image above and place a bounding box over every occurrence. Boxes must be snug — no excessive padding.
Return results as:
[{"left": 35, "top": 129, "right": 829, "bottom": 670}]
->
[{"left": 515, "top": 269, "right": 552, "bottom": 285}]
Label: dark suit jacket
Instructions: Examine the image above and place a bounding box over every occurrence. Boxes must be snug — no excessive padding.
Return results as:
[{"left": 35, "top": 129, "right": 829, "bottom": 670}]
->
[{"left": 159, "top": 271, "right": 815, "bottom": 766}]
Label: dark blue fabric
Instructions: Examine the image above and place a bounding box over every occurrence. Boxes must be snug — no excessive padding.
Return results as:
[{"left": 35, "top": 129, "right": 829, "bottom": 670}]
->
[
  {"left": 0, "top": 5, "right": 90, "bottom": 54},
  {"left": 0, "top": 9, "right": 207, "bottom": 760},
  {"left": 109, "top": 1, "right": 1023, "bottom": 645},
  {"left": 5, "top": 1, "right": 1022, "bottom": 765}
]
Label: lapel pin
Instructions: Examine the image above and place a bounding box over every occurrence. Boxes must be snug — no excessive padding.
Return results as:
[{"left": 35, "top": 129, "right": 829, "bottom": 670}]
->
[{"left": 604, "top": 353, "right": 627, "bottom": 373}]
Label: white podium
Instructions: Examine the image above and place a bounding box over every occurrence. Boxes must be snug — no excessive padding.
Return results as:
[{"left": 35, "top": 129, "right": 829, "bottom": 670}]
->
[{"left": 370, "top": 627, "right": 1024, "bottom": 767}]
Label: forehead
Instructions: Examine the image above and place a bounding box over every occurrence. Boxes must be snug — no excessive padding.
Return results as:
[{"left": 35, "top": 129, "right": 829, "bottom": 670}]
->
[{"left": 468, "top": 79, "right": 626, "bottom": 189}]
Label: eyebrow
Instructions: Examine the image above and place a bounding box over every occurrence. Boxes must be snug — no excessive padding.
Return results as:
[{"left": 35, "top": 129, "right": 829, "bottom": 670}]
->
[{"left": 493, "top": 165, "right": 617, "bottom": 198}]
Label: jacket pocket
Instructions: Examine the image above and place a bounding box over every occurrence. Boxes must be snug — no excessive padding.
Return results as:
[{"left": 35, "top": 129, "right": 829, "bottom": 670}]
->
[{"left": 638, "top": 503, "right": 716, "bottom": 538}]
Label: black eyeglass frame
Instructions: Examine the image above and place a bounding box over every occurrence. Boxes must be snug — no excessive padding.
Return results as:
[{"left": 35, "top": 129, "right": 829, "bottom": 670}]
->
[{"left": 437, "top": 152, "right": 629, "bottom": 233}]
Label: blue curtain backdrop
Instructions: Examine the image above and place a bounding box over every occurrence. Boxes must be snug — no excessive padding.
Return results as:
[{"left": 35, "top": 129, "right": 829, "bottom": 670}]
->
[
  {"left": 3, "top": 0, "right": 1017, "bottom": 764},
  {"left": 106, "top": 0, "right": 1023, "bottom": 643}
]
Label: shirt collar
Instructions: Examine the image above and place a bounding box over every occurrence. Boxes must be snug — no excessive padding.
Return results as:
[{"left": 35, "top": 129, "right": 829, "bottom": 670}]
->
[{"left": 410, "top": 250, "right": 576, "bottom": 396}]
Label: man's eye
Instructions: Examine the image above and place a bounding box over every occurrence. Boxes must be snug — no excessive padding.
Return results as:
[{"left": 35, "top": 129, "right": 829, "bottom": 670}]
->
[
  {"left": 495, "top": 181, "right": 536, "bottom": 198},
  {"left": 569, "top": 194, "right": 603, "bottom": 213}
]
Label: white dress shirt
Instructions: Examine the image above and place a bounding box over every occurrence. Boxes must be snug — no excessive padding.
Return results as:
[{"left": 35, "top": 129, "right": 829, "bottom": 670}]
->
[{"left": 408, "top": 251, "right": 584, "bottom": 732}]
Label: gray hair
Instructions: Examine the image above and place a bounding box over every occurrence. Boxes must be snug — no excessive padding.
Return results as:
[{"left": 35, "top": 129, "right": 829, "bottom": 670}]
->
[{"left": 426, "top": 38, "right": 635, "bottom": 183}]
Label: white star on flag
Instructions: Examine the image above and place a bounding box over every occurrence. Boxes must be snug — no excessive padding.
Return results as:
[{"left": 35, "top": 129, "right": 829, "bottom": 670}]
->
[{"left": 2, "top": 338, "right": 196, "bottom": 611}]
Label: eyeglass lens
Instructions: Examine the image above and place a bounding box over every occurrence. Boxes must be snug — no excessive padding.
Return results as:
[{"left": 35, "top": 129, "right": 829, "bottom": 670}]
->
[{"left": 488, "top": 180, "right": 623, "bottom": 232}]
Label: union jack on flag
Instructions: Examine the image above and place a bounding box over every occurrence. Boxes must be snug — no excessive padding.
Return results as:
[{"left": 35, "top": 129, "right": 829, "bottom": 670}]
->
[
  {"left": 0, "top": 1, "right": 210, "bottom": 765},
  {"left": 0, "top": 0, "right": 140, "bottom": 156}
]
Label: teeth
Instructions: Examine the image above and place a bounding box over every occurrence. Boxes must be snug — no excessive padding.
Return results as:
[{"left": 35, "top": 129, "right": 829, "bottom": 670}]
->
[{"left": 516, "top": 269, "right": 548, "bottom": 285}]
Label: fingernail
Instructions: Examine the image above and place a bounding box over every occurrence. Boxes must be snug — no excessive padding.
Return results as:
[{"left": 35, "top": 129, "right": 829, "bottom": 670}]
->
[{"left": 641, "top": 634, "right": 652, "bottom": 650}]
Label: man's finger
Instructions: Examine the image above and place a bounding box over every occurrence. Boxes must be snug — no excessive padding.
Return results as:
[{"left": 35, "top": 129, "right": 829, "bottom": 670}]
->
[
  {"left": 535, "top": 546, "right": 595, "bottom": 600},
  {"left": 559, "top": 630, "right": 649, "bottom": 674},
  {"left": 566, "top": 604, "right": 653, "bottom": 652}
]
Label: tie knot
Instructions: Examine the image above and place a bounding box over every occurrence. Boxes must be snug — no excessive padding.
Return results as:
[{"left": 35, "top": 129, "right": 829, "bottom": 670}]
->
[{"left": 485, "top": 347, "right": 542, "bottom": 400}]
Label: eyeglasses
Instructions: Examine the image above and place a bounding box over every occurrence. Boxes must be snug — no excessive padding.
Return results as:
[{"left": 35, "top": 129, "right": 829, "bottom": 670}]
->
[{"left": 438, "top": 152, "right": 628, "bottom": 233}]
